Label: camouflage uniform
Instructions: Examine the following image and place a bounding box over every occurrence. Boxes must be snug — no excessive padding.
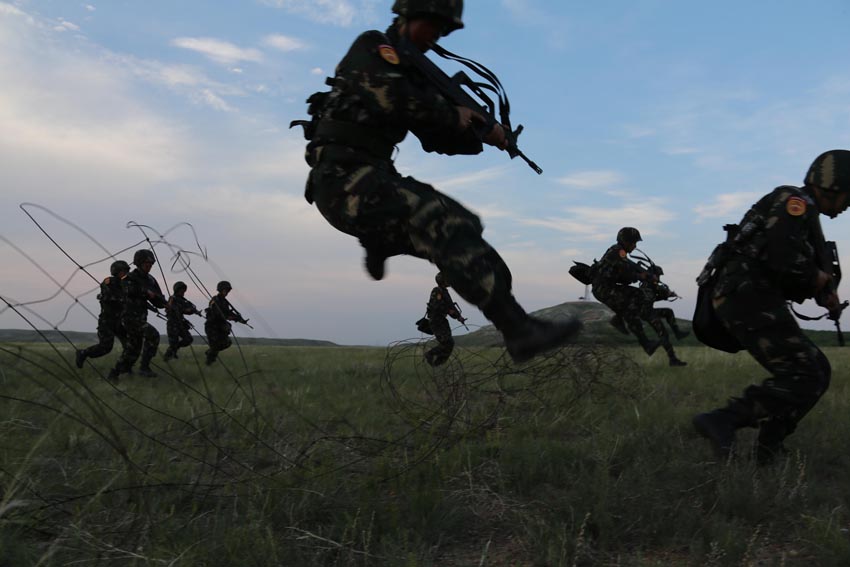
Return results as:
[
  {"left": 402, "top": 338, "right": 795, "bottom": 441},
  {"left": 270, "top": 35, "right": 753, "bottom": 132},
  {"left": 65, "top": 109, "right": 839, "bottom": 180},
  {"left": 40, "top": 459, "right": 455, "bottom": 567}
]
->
[
  {"left": 424, "top": 284, "right": 463, "bottom": 366},
  {"left": 637, "top": 281, "right": 688, "bottom": 365},
  {"left": 695, "top": 185, "right": 832, "bottom": 460},
  {"left": 204, "top": 295, "right": 242, "bottom": 364},
  {"left": 79, "top": 275, "right": 127, "bottom": 360},
  {"left": 114, "top": 268, "right": 167, "bottom": 375},
  {"left": 164, "top": 295, "right": 200, "bottom": 359},
  {"left": 591, "top": 244, "right": 659, "bottom": 355},
  {"left": 300, "top": 23, "right": 577, "bottom": 361}
]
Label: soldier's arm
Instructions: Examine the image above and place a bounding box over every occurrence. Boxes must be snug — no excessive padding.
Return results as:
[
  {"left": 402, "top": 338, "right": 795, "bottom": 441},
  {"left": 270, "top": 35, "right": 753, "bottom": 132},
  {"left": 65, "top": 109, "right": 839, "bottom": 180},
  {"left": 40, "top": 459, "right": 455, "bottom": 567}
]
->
[{"left": 763, "top": 193, "right": 820, "bottom": 295}]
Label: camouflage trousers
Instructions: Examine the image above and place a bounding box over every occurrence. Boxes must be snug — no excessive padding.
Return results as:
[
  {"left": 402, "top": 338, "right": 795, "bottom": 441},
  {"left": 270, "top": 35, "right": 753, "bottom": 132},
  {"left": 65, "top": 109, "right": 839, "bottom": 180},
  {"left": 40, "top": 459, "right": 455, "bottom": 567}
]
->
[
  {"left": 308, "top": 153, "right": 527, "bottom": 333},
  {"left": 205, "top": 321, "right": 232, "bottom": 363},
  {"left": 82, "top": 316, "right": 126, "bottom": 359},
  {"left": 166, "top": 320, "right": 193, "bottom": 351},
  {"left": 116, "top": 316, "right": 159, "bottom": 372},
  {"left": 713, "top": 286, "right": 830, "bottom": 441},
  {"left": 643, "top": 306, "right": 682, "bottom": 359},
  {"left": 592, "top": 284, "right": 652, "bottom": 344},
  {"left": 425, "top": 316, "right": 454, "bottom": 367}
]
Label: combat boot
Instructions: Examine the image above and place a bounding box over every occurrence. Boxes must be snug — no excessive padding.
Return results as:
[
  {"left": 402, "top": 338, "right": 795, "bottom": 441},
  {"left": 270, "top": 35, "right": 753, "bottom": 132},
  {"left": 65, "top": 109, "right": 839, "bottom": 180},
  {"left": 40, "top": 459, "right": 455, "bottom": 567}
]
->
[
  {"left": 755, "top": 418, "right": 791, "bottom": 466},
  {"left": 364, "top": 249, "right": 386, "bottom": 281},
  {"left": 669, "top": 357, "right": 687, "bottom": 367},
  {"left": 692, "top": 400, "right": 756, "bottom": 459},
  {"left": 673, "top": 328, "right": 691, "bottom": 340},
  {"left": 639, "top": 338, "right": 661, "bottom": 357},
  {"left": 75, "top": 349, "right": 87, "bottom": 369},
  {"left": 205, "top": 350, "right": 217, "bottom": 366},
  {"left": 138, "top": 367, "right": 157, "bottom": 378},
  {"left": 163, "top": 347, "right": 175, "bottom": 362},
  {"left": 106, "top": 368, "right": 120, "bottom": 383},
  {"left": 609, "top": 315, "right": 629, "bottom": 335},
  {"left": 504, "top": 316, "right": 583, "bottom": 363}
]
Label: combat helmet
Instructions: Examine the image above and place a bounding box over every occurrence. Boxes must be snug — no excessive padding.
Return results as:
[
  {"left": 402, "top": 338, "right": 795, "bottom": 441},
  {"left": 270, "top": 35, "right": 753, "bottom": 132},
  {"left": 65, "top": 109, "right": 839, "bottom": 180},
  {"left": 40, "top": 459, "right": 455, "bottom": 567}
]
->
[
  {"left": 435, "top": 272, "right": 448, "bottom": 287},
  {"left": 217, "top": 281, "right": 232, "bottom": 293},
  {"left": 805, "top": 150, "right": 850, "bottom": 192},
  {"left": 391, "top": 0, "right": 464, "bottom": 35},
  {"left": 616, "top": 227, "right": 642, "bottom": 245},
  {"left": 132, "top": 249, "right": 156, "bottom": 266},
  {"left": 110, "top": 260, "right": 130, "bottom": 277},
  {"left": 173, "top": 281, "right": 188, "bottom": 293}
]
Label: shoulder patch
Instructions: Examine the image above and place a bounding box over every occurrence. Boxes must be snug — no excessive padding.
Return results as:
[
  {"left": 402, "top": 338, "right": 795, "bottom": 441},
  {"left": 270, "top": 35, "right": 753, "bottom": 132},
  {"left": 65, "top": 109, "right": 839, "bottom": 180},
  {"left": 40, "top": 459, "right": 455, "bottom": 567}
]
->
[
  {"left": 436, "top": 293, "right": 442, "bottom": 300},
  {"left": 619, "top": 249, "right": 627, "bottom": 258},
  {"left": 786, "top": 196, "right": 807, "bottom": 217},
  {"left": 378, "top": 44, "right": 400, "bottom": 65},
  {"left": 103, "top": 277, "right": 111, "bottom": 284}
]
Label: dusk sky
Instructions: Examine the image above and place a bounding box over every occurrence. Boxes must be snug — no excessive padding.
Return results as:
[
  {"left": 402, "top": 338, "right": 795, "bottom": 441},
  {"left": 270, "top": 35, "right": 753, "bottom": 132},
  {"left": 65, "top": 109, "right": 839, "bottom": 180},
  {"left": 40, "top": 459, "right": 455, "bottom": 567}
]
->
[{"left": 2, "top": 0, "right": 850, "bottom": 345}]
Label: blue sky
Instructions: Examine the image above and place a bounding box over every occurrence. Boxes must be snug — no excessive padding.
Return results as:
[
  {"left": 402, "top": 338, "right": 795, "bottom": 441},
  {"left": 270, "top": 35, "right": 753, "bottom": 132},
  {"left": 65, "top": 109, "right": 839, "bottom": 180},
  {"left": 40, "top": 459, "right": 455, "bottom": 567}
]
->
[{"left": 1, "top": 0, "right": 850, "bottom": 345}]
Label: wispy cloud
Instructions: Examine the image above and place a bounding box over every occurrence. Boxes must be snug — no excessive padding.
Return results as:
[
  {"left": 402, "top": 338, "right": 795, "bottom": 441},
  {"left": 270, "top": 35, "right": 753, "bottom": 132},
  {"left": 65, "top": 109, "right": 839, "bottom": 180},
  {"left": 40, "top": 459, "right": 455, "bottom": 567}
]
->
[
  {"left": 263, "top": 33, "right": 307, "bottom": 51},
  {"left": 693, "top": 191, "right": 760, "bottom": 222},
  {"left": 556, "top": 170, "right": 624, "bottom": 189},
  {"left": 172, "top": 37, "right": 263, "bottom": 65},
  {"left": 260, "top": 0, "right": 381, "bottom": 27}
]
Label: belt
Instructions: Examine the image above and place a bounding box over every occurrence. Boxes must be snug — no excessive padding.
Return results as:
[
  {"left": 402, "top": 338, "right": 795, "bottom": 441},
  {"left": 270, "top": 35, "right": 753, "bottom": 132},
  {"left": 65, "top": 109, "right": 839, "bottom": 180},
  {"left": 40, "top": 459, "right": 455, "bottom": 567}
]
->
[{"left": 314, "top": 119, "right": 396, "bottom": 162}]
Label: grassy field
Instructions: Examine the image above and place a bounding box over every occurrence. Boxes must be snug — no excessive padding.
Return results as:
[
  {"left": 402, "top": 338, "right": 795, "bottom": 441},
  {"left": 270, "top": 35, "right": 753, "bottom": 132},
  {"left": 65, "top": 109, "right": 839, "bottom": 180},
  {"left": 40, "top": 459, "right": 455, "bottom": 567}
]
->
[{"left": 2, "top": 341, "right": 850, "bottom": 566}]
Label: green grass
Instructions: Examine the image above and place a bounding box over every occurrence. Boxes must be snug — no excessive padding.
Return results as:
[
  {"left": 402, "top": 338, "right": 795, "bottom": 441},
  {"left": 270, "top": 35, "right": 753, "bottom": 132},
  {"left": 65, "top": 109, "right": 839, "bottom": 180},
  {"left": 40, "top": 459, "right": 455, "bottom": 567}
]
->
[{"left": 1, "top": 342, "right": 850, "bottom": 566}]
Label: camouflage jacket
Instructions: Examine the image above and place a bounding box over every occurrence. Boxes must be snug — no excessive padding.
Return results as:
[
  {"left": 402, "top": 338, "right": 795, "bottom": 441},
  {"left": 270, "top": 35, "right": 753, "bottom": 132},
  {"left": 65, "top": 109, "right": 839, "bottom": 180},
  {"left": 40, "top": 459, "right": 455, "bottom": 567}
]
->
[
  {"left": 592, "top": 244, "right": 642, "bottom": 288},
  {"left": 97, "top": 275, "right": 125, "bottom": 321},
  {"left": 427, "top": 286, "right": 460, "bottom": 320},
  {"left": 206, "top": 295, "right": 242, "bottom": 325},
  {"left": 305, "top": 26, "right": 482, "bottom": 168},
  {"left": 166, "top": 295, "right": 200, "bottom": 324},
  {"left": 122, "top": 268, "right": 167, "bottom": 320},
  {"left": 714, "top": 185, "right": 823, "bottom": 302}
]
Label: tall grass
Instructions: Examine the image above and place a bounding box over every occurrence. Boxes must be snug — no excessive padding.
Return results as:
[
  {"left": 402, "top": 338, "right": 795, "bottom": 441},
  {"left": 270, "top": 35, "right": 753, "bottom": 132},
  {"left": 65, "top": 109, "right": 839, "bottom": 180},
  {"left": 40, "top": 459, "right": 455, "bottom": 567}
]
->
[{"left": 1, "top": 343, "right": 849, "bottom": 565}]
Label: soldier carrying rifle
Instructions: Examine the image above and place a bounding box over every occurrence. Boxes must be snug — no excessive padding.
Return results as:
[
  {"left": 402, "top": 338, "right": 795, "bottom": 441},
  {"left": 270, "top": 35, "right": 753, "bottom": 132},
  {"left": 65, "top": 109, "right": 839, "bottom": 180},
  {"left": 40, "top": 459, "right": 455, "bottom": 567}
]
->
[
  {"left": 293, "top": 0, "right": 580, "bottom": 364},
  {"left": 204, "top": 281, "right": 249, "bottom": 366},
  {"left": 417, "top": 271, "right": 467, "bottom": 367},
  {"left": 692, "top": 150, "right": 850, "bottom": 464}
]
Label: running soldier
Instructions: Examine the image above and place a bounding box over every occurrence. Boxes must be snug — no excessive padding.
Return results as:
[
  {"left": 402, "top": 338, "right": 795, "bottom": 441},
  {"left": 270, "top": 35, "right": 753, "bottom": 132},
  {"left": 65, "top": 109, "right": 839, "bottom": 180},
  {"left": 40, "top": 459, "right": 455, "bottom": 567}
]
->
[
  {"left": 592, "top": 227, "right": 661, "bottom": 358},
  {"left": 204, "top": 281, "right": 248, "bottom": 366},
  {"left": 75, "top": 260, "right": 129, "bottom": 369},
  {"left": 163, "top": 281, "right": 202, "bottom": 361},
  {"left": 298, "top": 0, "right": 580, "bottom": 363},
  {"left": 108, "top": 249, "right": 167, "bottom": 381},
  {"left": 693, "top": 150, "right": 850, "bottom": 463},
  {"left": 423, "top": 272, "right": 466, "bottom": 366}
]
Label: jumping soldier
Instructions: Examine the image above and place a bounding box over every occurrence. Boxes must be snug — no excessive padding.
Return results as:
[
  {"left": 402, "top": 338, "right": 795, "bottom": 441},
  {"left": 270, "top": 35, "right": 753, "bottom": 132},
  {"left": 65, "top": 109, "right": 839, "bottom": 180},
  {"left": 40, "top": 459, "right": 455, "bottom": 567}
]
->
[
  {"left": 693, "top": 150, "right": 850, "bottom": 464},
  {"left": 163, "top": 281, "right": 202, "bottom": 361},
  {"left": 75, "top": 260, "right": 129, "bottom": 369},
  {"left": 204, "top": 281, "right": 248, "bottom": 366},
  {"left": 108, "top": 249, "right": 167, "bottom": 381},
  {"left": 423, "top": 271, "right": 466, "bottom": 366},
  {"left": 635, "top": 264, "right": 689, "bottom": 366},
  {"left": 592, "top": 227, "right": 662, "bottom": 358},
  {"left": 297, "top": 0, "right": 580, "bottom": 363}
]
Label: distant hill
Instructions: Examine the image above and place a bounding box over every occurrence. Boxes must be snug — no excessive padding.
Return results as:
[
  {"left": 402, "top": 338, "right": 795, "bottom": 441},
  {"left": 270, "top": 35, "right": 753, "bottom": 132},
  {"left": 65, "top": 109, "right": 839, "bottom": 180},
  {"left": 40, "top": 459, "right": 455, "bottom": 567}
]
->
[
  {"left": 0, "top": 329, "right": 337, "bottom": 348},
  {"left": 454, "top": 300, "right": 843, "bottom": 348}
]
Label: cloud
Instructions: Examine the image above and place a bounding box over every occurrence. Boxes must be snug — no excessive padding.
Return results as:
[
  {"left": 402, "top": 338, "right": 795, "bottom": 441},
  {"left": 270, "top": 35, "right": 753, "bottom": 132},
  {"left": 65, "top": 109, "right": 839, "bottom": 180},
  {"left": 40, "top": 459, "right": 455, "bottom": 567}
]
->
[
  {"left": 53, "top": 19, "right": 80, "bottom": 32},
  {"left": 520, "top": 197, "right": 675, "bottom": 241},
  {"left": 263, "top": 33, "right": 307, "bottom": 51},
  {"left": 310, "top": 67, "right": 323, "bottom": 75},
  {"left": 259, "top": 0, "right": 380, "bottom": 27},
  {"left": 556, "top": 170, "right": 624, "bottom": 189},
  {"left": 171, "top": 37, "right": 263, "bottom": 65},
  {"left": 693, "top": 191, "right": 760, "bottom": 222}
]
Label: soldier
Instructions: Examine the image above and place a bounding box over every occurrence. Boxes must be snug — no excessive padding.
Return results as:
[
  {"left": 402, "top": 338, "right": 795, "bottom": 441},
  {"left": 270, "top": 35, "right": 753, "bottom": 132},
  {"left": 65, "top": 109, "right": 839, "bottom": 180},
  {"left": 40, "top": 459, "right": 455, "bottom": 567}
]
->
[
  {"left": 163, "top": 281, "right": 202, "bottom": 361},
  {"left": 108, "top": 249, "right": 167, "bottom": 381},
  {"left": 422, "top": 272, "right": 467, "bottom": 366},
  {"left": 592, "top": 227, "right": 662, "bottom": 359},
  {"left": 299, "top": 0, "right": 580, "bottom": 363},
  {"left": 204, "top": 281, "right": 248, "bottom": 366},
  {"left": 693, "top": 150, "right": 850, "bottom": 463},
  {"left": 75, "top": 260, "right": 129, "bottom": 369},
  {"left": 636, "top": 265, "right": 689, "bottom": 366}
]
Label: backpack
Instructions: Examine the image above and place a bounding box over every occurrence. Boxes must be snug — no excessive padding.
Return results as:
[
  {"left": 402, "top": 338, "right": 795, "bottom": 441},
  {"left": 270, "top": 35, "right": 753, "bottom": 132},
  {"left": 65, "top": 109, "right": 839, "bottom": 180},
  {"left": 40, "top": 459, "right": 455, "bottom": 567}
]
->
[{"left": 568, "top": 261, "right": 597, "bottom": 286}]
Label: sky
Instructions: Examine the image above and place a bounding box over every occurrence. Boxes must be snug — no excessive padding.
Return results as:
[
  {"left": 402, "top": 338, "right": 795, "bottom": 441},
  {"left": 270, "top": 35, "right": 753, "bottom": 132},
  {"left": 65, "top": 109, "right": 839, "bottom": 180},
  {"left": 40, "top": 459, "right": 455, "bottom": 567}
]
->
[{"left": 1, "top": 0, "right": 850, "bottom": 346}]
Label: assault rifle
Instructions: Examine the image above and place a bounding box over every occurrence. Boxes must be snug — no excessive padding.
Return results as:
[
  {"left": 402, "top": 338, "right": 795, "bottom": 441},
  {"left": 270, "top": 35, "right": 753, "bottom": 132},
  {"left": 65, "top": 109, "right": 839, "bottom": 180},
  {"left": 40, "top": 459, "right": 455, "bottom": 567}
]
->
[
  {"left": 632, "top": 250, "right": 680, "bottom": 303},
  {"left": 819, "top": 241, "right": 848, "bottom": 346},
  {"left": 451, "top": 301, "right": 469, "bottom": 331},
  {"left": 396, "top": 38, "right": 542, "bottom": 174}
]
